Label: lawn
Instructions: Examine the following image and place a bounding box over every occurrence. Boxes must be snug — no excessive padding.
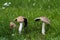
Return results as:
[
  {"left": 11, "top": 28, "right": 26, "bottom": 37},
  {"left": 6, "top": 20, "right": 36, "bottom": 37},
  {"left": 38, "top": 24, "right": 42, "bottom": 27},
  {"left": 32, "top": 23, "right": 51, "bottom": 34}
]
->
[{"left": 0, "top": 0, "right": 60, "bottom": 40}]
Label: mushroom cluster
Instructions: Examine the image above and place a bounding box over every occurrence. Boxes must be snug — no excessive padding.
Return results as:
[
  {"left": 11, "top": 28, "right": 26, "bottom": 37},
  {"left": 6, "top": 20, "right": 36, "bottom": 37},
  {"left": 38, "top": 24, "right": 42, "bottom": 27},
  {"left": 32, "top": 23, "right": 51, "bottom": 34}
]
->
[{"left": 9, "top": 16, "right": 50, "bottom": 35}]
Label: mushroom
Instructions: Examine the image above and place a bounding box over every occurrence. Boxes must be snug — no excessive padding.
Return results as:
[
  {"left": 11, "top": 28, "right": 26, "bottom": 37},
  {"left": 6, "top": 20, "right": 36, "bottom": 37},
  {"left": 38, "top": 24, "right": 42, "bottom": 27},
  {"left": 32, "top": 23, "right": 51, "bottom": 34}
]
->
[
  {"left": 10, "top": 22, "right": 16, "bottom": 29},
  {"left": 34, "top": 16, "right": 50, "bottom": 35},
  {"left": 14, "top": 16, "right": 27, "bottom": 34}
]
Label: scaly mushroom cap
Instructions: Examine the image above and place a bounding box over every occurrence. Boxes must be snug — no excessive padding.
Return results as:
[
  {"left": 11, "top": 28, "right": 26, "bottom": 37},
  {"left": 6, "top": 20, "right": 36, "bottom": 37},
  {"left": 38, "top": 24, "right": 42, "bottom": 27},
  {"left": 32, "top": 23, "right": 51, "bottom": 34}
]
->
[
  {"left": 10, "top": 22, "right": 16, "bottom": 29},
  {"left": 15, "top": 16, "right": 25, "bottom": 23},
  {"left": 40, "top": 16, "right": 50, "bottom": 24},
  {"left": 35, "top": 16, "right": 50, "bottom": 24}
]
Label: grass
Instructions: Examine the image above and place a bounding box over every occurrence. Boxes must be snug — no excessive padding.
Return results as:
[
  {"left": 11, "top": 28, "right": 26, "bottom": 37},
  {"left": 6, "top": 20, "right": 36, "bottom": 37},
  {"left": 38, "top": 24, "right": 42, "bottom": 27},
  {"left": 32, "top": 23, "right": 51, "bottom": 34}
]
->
[{"left": 0, "top": 0, "right": 60, "bottom": 40}]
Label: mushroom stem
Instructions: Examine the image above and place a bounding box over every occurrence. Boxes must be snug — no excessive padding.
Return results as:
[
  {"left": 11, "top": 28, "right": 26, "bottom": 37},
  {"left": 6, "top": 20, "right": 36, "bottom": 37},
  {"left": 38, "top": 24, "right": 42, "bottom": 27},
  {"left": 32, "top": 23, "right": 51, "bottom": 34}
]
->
[
  {"left": 42, "top": 22, "right": 45, "bottom": 35},
  {"left": 19, "top": 22, "right": 23, "bottom": 34}
]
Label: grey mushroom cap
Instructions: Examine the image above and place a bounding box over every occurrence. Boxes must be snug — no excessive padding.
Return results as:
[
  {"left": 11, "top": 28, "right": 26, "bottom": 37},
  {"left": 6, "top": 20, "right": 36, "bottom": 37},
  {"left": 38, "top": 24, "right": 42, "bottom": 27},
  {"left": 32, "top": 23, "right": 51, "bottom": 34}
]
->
[
  {"left": 35, "top": 16, "right": 50, "bottom": 24},
  {"left": 40, "top": 16, "right": 50, "bottom": 24}
]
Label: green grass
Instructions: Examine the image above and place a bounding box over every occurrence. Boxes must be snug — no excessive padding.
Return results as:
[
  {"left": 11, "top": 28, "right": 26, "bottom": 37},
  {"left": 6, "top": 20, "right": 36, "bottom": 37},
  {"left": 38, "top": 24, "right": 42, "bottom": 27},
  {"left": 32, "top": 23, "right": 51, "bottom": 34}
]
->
[{"left": 0, "top": 0, "right": 60, "bottom": 40}]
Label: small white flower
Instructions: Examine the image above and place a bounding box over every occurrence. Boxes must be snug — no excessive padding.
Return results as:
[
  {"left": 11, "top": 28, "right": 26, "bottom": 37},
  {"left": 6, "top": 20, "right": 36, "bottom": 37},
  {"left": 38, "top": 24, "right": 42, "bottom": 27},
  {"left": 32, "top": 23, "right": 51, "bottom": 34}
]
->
[
  {"left": 9, "top": 2, "right": 11, "bottom": 4},
  {"left": 3, "top": 2, "right": 11, "bottom": 7},
  {"left": 24, "top": 39, "right": 26, "bottom": 40},
  {"left": 11, "top": 34, "right": 15, "bottom": 36},
  {"left": 2, "top": 7, "right": 5, "bottom": 9},
  {"left": 4, "top": 2, "right": 8, "bottom": 6}
]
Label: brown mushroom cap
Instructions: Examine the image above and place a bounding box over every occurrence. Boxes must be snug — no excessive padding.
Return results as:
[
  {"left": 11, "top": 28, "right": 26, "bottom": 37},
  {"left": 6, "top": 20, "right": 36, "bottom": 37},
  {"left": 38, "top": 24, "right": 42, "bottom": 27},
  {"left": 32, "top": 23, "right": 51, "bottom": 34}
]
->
[
  {"left": 15, "top": 16, "right": 25, "bottom": 23},
  {"left": 10, "top": 22, "right": 16, "bottom": 29},
  {"left": 14, "top": 16, "right": 28, "bottom": 27},
  {"left": 40, "top": 16, "right": 50, "bottom": 24}
]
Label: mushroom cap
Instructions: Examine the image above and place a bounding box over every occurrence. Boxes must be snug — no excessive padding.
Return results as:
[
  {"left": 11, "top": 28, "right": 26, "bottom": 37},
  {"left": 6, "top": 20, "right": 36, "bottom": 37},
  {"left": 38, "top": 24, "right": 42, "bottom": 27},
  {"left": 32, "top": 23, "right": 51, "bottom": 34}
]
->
[
  {"left": 15, "top": 16, "right": 25, "bottom": 23},
  {"left": 10, "top": 22, "right": 16, "bottom": 29},
  {"left": 39, "top": 16, "right": 50, "bottom": 24},
  {"left": 35, "top": 16, "right": 50, "bottom": 24}
]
